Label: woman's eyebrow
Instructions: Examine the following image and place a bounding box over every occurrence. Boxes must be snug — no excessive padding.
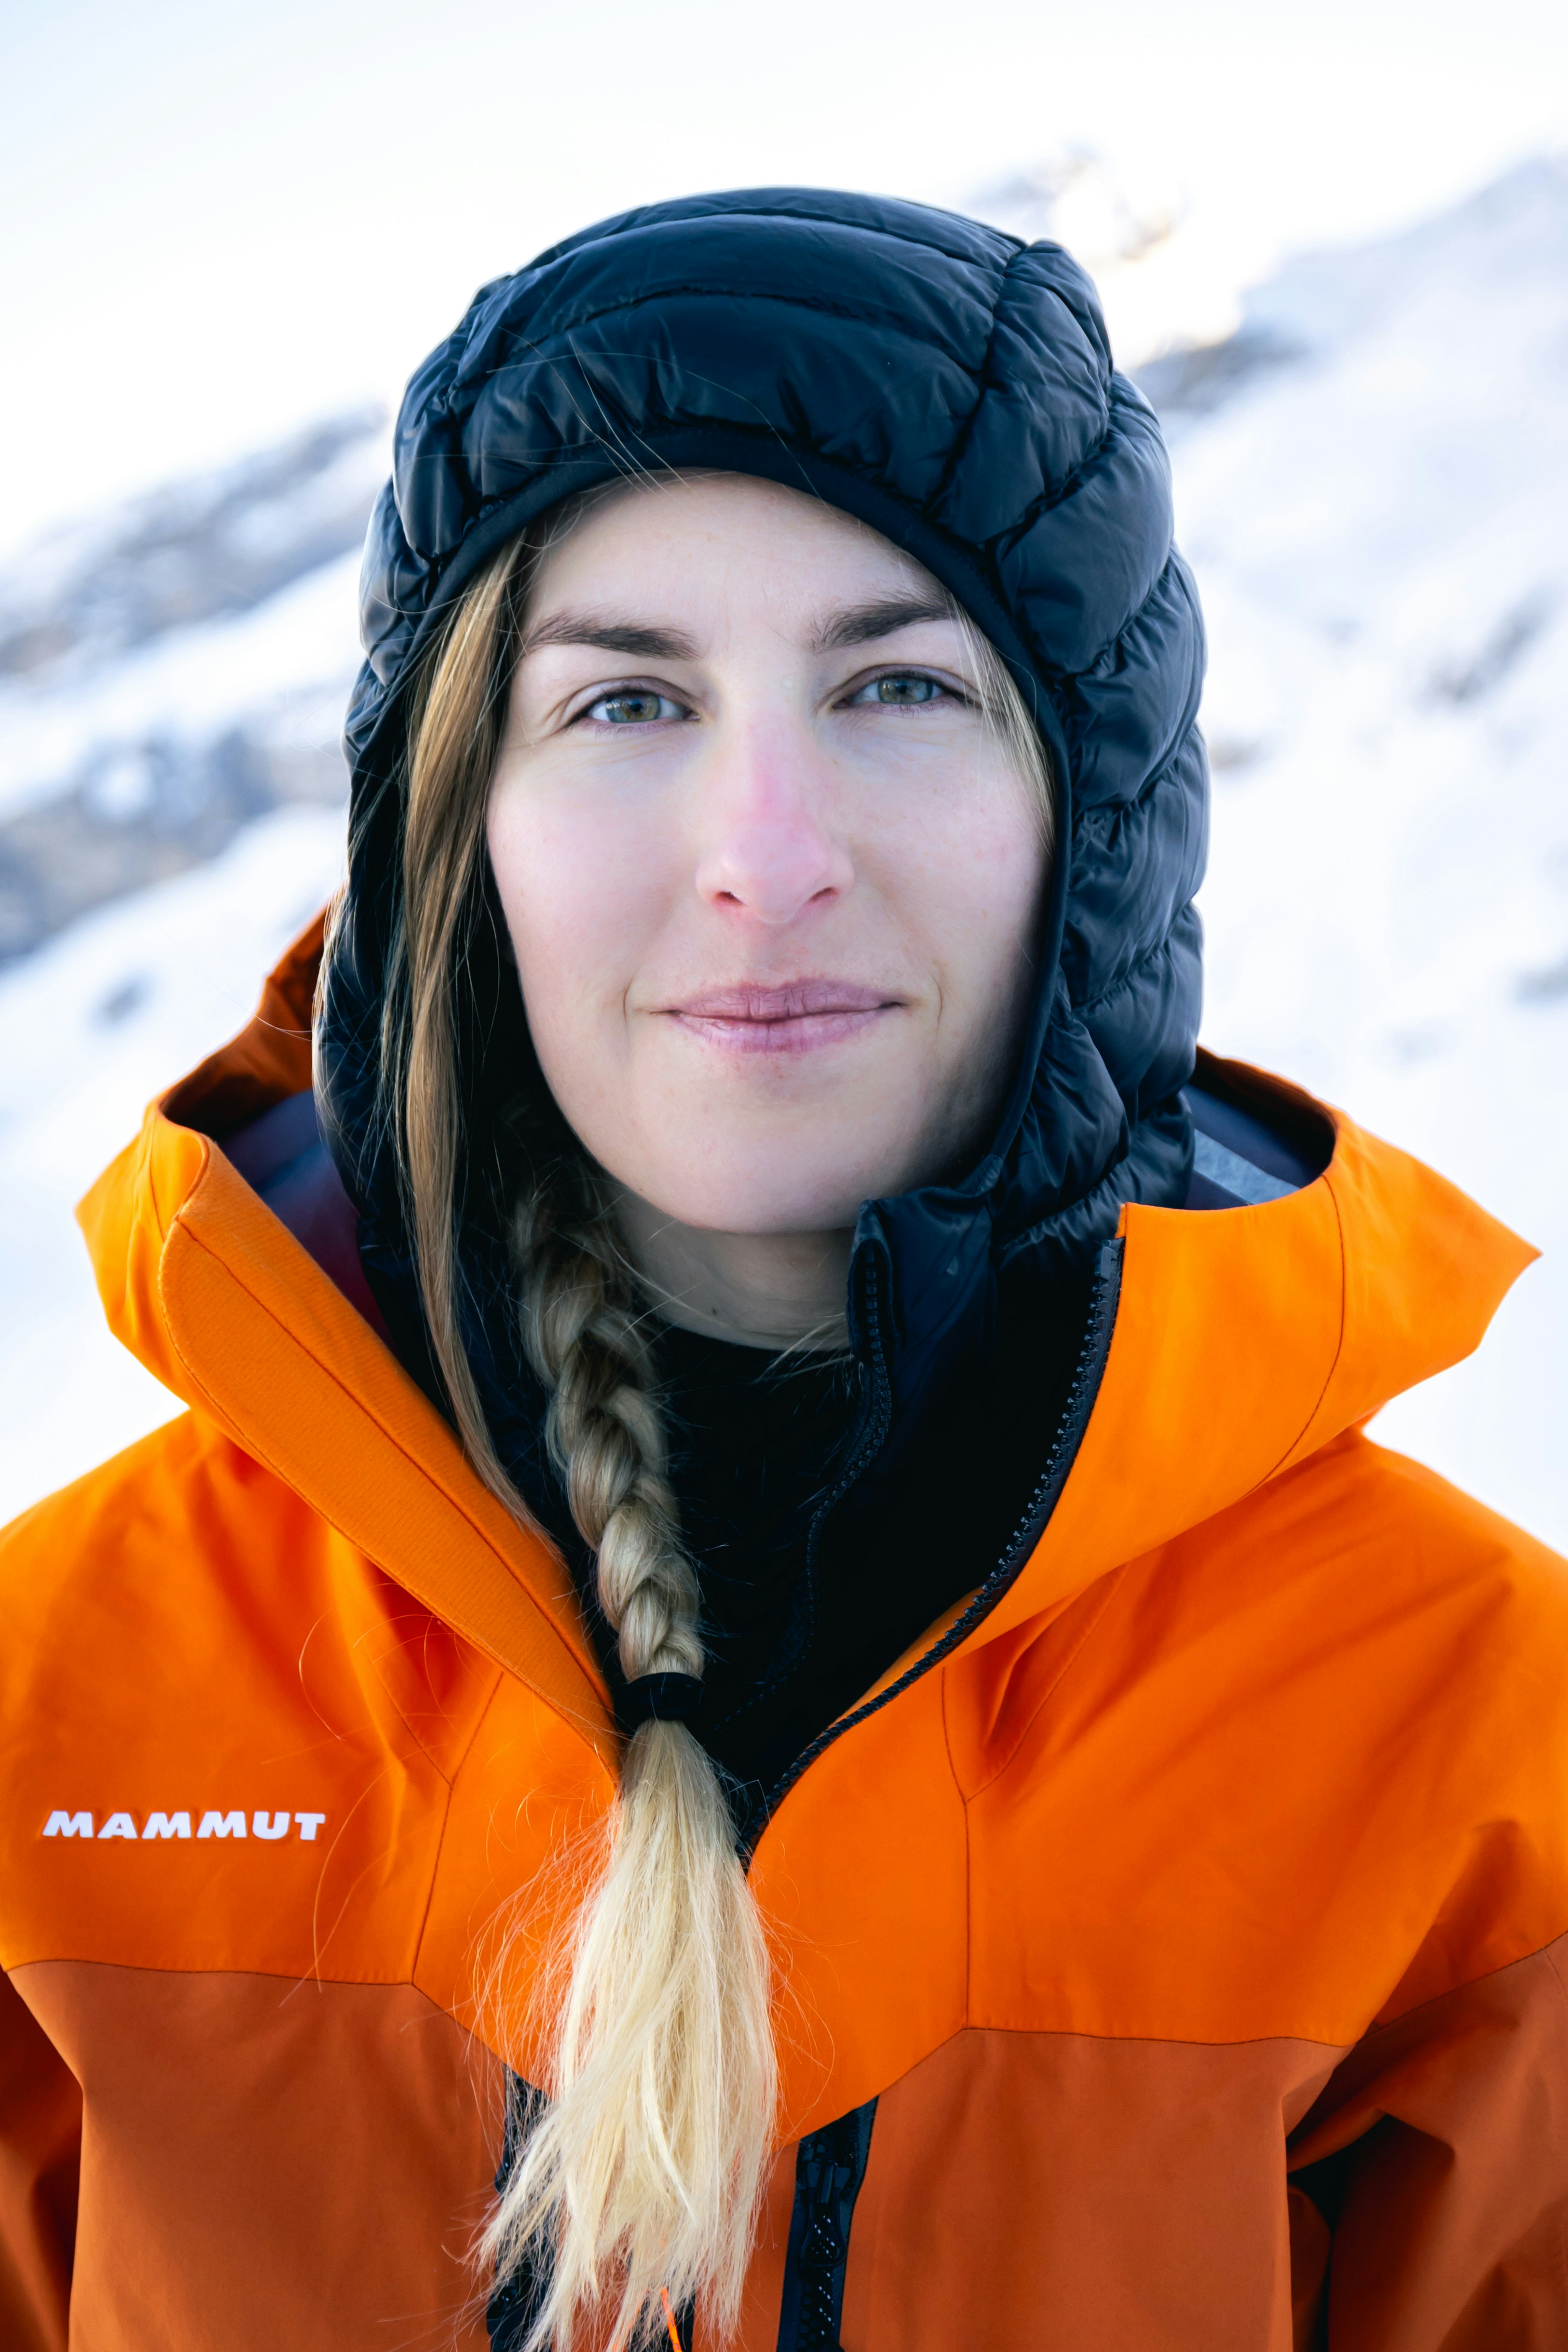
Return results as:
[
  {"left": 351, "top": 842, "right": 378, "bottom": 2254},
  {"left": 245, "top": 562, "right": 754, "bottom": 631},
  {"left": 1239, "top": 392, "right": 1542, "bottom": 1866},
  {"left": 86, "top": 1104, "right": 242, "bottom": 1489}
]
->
[
  {"left": 813, "top": 596, "right": 955, "bottom": 650},
  {"left": 521, "top": 611, "right": 700, "bottom": 659},
  {"left": 519, "top": 597, "right": 953, "bottom": 660}
]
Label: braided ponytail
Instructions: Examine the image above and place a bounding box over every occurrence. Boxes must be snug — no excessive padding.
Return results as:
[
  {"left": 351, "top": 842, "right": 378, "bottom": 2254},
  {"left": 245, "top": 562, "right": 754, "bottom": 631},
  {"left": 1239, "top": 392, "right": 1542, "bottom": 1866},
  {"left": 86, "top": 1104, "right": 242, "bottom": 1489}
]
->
[{"left": 483, "top": 1156, "right": 775, "bottom": 2349}]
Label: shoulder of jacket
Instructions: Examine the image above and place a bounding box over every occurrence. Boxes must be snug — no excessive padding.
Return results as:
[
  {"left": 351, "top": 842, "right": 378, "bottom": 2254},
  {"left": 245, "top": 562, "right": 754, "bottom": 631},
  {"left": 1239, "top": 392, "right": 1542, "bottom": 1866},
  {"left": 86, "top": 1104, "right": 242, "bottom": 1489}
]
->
[
  {"left": 1120, "top": 1428, "right": 1568, "bottom": 1772},
  {"left": 1283, "top": 1426, "right": 1566, "bottom": 1596},
  {"left": 0, "top": 1410, "right": 310, "bottom": 1612},
  {"left": 1214, "top": 1428, "right": 1568, "bottom": 1746}
]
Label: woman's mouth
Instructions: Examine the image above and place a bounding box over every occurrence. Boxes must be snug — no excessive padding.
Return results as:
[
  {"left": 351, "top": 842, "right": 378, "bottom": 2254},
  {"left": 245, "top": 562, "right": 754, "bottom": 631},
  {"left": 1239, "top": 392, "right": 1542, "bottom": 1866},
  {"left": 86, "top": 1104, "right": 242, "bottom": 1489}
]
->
[{"left": 661, "top": 980, "right": 903, "bottom": 1054}]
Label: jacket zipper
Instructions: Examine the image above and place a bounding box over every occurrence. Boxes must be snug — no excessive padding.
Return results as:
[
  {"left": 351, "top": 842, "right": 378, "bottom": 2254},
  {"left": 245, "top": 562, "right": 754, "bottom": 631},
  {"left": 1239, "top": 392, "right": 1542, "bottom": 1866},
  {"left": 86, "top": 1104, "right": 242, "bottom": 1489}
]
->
[
  {"left": 792, "top": 1241, "right": 896, "bottom": 1620},
  {"left": 762, "top": 1238, "right": 1124, "bottom": 2350},
  {"left": 776, "top": 2099, "right": 879, "bottom": 2352},
  {"left": 753, "top": 1234, "right": 1124, "bottom": 1843}
]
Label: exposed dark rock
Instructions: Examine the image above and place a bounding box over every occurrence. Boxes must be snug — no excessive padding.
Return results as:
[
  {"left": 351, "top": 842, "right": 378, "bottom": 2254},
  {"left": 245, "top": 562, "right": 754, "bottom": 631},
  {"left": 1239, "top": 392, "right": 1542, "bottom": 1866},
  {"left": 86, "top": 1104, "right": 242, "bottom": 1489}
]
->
[
  {"left": 1431, "top": 594, "right": 1554, "bottom": 705},
  {"left": 0, "top": 410, "right": 379, "bottom": 960},
  {"left": 0, "top": 726, "right": 346, "bottom": 964},
  {"left": 1518, "top": 952, "right": 1568, "bottom": 1004},
  {"left": 0, "top": 409, "right": 384, "bottom": 686},
  {"left": 1133, "top": 326, "right": 1308, "bottom": 418}
]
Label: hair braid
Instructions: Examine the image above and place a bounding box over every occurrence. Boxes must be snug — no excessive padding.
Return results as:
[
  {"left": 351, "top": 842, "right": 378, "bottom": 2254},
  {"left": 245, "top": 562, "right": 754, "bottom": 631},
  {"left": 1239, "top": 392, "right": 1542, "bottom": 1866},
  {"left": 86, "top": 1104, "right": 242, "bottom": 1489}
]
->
[
  {"left": 519, "top": 1168, "right": 702, "bottom": 1684},
  {"left": 478, "top": 1160, "right": 776, "bottom": 2352}
]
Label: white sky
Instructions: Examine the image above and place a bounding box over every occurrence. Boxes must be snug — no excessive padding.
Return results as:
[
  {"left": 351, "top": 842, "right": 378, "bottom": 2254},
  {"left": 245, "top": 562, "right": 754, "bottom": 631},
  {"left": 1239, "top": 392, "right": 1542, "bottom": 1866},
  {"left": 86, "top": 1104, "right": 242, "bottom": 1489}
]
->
[{"left": 2, "top": 0, "right": 1565, "bottom": 555}]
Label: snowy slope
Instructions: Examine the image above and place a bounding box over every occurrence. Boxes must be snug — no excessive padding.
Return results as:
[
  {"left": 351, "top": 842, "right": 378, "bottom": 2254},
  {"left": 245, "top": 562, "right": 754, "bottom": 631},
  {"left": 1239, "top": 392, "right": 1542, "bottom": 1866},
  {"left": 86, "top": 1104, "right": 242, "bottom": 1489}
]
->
[
  {"left": 0, "top": 807, "right": 349, "bottom": 1516},
  {"left": 1174, "top": 157, "right": 1568, "bottom": 1546},
  {"left": 0, "top": 412, "right": 382, "bottom": 959},
  {"left": 0, "top": 161, "right": 1562, "bottom": 1542}
]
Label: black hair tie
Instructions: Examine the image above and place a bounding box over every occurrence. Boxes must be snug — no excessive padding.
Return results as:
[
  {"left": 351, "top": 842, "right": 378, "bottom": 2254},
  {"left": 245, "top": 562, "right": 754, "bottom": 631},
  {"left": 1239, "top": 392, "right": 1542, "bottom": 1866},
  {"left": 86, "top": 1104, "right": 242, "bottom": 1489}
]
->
[{"left": 617, "top": 1673, "right": 704, "bottom": 1733}]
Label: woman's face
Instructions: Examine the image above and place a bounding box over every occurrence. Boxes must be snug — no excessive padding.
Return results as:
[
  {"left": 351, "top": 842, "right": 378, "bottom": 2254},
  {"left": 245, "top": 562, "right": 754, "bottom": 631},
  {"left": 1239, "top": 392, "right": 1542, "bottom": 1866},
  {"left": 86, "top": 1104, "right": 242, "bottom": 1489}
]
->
[{"left": 487, "top": 474, "right": 1048, "bottom": 1238}]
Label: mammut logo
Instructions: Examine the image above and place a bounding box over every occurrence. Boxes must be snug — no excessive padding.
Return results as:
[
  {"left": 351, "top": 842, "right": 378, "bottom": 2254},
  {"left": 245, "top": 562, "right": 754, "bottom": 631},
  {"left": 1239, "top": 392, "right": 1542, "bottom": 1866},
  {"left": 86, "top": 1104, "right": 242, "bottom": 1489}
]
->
[{"left": 42, "top": 1810, "right": 327, "bottom": 1841}]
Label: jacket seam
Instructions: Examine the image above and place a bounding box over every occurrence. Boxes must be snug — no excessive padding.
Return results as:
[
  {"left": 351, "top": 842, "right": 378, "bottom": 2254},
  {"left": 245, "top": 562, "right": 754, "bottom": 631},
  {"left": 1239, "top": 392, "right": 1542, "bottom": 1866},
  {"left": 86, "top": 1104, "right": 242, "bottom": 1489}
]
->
[
  {"left": 480, "top": 285, "right": 994, "bottom": 379},
  {"left": 1062, "top": 905, "right": 1201, "bottom": 1013},
  {"left": 1545, "top": 1938, "right": 1568, "bottom": 2006},
  {"left": 145, "top": 1119, "right": 180, "bottom": 1242},
  {"left": 376, "top": 1635, "right": 506, "bottom": 1785},
  {"left": 0, "top": 1960, "right": 1370, "bottom": 2048},
  {"left": 930, "top": 250, "right": 1014, "bottom": 510},
  {"left": 441, "top": 1659, "right": 509, "bottom": 1785},
  {"left": 1072, "top": 923, "right": 1178, "bottom": 1018},
  {"left": 961, "top": 1567, "right": 1128, "bottom": 1801},
  {"left": 938, "top": 1667, "right": 972, "bottom": 2026},
  {"left": 3, "top": 1951, "right": 433, "bottom": 1989},
  {"left": 1258, "top": 1166, "right": 1349, "bottom": 1488},
  {"left": 966, "top": 2016, "right": 1351, "bottom": 2050},
  {"left": 408, "top": 1686, "right": 504, "bottom": 1989},
  {"left": 1546, "top": 1937, "right": 1568, "bottom": 2308},
  {"left": 158, "top": 1202, "right": 607, "bottom": 1718},
  {"left": 1055, "top": 544, "right": 1202, "bottom": 707},
  {"left": 1552, "top": 1943, "right": 1568, "bottom": 2302},
  {"left": 1366, "top": 1920, "right": 1568, "bottom": 2035},
  {"left": 994, "top": 410, "right": 1116, "bottom": 547},
  {"left": 1072, "top": 728, "right": 1197, "bottom": 835},
  {"left": 113, "top": 1119, "right": 185, "bottom": 1298}
]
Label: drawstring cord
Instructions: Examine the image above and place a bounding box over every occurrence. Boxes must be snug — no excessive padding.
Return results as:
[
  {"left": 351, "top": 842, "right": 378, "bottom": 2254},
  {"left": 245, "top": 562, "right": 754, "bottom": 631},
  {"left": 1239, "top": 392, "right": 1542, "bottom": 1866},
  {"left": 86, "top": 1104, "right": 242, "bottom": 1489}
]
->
[{"left": 660, "top": 2287, "right": 684, "bottom": 2351}]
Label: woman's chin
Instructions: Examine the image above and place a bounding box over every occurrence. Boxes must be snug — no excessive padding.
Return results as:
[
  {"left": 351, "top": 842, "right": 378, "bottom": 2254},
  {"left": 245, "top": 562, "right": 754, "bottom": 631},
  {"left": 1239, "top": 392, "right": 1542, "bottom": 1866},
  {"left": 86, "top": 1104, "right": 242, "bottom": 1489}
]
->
[{"left": 630, "top": 1160, "right": 890, "bottom": 1238}]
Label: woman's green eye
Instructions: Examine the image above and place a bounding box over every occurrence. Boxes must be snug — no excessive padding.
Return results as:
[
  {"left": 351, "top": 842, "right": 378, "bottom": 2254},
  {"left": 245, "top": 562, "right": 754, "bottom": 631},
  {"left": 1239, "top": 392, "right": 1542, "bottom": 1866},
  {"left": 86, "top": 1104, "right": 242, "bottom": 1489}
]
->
[
  {"left": 851, "top": 674, "right": 944, "bottom": 706},
  {"left": 586, "top": 689, "right": 684, "bottom": 725}
]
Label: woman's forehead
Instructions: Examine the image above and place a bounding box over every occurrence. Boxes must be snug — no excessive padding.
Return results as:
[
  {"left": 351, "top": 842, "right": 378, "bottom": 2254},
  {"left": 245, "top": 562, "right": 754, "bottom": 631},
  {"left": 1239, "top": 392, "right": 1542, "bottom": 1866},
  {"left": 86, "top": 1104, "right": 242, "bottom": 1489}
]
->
[{"left": 525, "top": 470, "right": 943, "bottom": 627}]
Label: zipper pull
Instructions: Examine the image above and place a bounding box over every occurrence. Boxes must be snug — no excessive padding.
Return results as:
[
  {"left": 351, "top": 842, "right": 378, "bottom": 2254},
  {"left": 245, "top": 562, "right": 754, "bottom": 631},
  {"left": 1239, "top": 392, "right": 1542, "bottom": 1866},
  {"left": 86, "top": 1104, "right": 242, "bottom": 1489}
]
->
[{"left": 794, "top": 2119, "right": 856, "bottom": 2346}]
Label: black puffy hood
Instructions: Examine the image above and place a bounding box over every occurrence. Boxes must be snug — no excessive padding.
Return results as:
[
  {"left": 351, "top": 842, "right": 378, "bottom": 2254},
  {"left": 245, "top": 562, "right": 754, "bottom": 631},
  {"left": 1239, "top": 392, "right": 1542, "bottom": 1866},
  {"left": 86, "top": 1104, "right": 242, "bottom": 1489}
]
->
[{"left": 317, "top": 185, "right": 1207, "bottom": 1548}]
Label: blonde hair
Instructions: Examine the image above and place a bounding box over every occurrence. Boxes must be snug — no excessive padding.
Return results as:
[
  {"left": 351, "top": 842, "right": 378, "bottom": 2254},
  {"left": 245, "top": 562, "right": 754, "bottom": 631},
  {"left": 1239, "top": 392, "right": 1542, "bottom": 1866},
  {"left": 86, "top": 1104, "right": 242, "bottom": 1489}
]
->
[{"left": 378, "top": 484, "right": 1052, "bottom": 2350}]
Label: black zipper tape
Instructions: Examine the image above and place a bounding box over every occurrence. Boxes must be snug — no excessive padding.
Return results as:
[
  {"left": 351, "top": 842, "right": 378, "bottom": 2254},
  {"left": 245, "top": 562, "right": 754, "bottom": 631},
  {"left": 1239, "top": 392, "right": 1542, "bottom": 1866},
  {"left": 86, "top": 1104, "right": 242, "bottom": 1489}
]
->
[
  {"left": 774, "top": 2097, "right": 880, "bottom": 2352},
  {"left": 486, "top": 2080, "right": 544, "bottom": 2350}
]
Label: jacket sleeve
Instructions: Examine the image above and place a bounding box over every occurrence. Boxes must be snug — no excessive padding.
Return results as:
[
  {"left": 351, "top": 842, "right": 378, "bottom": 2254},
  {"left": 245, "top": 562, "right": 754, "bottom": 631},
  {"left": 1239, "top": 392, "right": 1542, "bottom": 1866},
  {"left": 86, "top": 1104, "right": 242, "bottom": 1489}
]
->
[
  {"left": 1286, "top": 1935, "right": 1568, "bottom": 2349},
  {"left": 0, "top": 1970, "right": 80, "bottom": 2352}
]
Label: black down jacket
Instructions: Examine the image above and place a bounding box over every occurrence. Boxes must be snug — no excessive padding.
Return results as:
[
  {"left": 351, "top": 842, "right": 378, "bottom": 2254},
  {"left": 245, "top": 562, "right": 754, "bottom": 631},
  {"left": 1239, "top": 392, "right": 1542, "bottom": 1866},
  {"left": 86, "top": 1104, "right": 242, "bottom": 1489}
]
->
[{"left": 317, "top": 185, "right": 1209, "bottom": 1706}]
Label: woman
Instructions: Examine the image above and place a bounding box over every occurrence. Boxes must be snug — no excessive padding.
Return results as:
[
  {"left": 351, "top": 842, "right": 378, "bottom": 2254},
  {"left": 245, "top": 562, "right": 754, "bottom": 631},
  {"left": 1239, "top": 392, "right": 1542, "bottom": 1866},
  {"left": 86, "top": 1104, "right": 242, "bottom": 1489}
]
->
[{"left": 2, "top": 188, "right": 1564, "bottom": 2352}]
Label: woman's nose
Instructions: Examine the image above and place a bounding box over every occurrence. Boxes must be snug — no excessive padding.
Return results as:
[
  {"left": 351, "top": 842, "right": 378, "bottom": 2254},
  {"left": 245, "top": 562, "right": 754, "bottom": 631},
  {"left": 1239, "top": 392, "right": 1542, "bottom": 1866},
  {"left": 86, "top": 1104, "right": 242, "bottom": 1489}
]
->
[{"left": 693, "top": 726, "right": 854, "bottom": 925}]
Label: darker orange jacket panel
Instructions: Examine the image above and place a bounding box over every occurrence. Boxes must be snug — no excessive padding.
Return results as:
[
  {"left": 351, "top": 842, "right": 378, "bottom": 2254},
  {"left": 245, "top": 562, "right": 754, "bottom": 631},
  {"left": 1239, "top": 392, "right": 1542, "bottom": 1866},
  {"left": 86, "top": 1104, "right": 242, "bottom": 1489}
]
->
[{"left": 2, "top": 929, "right": 1564, "bottom": 2349}]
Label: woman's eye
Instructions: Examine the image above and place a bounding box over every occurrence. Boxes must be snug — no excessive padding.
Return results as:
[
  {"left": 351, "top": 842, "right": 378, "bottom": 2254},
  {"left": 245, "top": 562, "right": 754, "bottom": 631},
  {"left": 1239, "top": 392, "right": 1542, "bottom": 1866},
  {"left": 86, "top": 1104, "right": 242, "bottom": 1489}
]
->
[
  {"left": 846, "top": 673, "right": 947, "bottom": 707},
  {"left": 583, "top": 688, "right": 686, "bottom": 726}
]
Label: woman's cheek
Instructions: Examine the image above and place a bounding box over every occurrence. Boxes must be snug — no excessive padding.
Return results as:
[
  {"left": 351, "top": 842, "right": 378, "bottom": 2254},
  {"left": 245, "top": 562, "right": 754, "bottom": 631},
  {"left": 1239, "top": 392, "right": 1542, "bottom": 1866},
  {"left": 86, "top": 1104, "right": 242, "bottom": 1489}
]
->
[
  {"left": 888, "top": 787, "right": 1044, "bottom": 990},
  {"left": 499, "top": 782, "right": 650, "bottom": 965},
  {"left": 496, "top": 792, "right": 674, "bottom": 1108}
]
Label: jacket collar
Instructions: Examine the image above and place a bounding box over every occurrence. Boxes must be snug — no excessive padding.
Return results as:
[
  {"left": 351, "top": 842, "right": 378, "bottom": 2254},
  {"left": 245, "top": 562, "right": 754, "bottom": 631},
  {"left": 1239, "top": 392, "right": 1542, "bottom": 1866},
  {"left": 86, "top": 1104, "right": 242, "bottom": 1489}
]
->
[
  {"left": 75, "top": 920, "right": 615, "bottom": 1763},
  {"left": 78, "top": 932, "right": 1536, "bottom": 1743}
]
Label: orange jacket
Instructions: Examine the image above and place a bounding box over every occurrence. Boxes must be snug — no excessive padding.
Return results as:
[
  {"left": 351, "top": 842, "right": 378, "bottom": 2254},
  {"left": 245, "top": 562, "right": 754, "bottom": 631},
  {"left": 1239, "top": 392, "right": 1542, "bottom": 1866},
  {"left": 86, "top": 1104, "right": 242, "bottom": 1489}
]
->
[{"left": 2, "top": 923, "right": 1565, "bottom": 2352}]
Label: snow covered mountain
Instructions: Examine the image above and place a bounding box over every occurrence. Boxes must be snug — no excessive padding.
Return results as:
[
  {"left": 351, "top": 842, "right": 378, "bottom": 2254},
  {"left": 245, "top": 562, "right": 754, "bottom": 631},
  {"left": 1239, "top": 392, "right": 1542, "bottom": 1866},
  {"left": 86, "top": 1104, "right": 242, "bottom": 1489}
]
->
[
  {"left": 1168, "top": 155, "right": 1568, "bottom": 1546},
  {"left": 0, "top": 409, "right": 382, "bottom": 961},
  {"left": 1, "top": 159, "right": 1563, "bottom": 1543}
]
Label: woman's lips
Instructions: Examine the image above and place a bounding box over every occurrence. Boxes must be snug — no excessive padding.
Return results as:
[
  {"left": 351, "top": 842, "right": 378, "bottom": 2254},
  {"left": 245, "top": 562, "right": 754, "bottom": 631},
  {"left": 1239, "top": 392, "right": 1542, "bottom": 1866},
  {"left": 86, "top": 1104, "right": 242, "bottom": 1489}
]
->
[{"left": 660, "top": 980, "right": 903, "bottom": 1054}]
